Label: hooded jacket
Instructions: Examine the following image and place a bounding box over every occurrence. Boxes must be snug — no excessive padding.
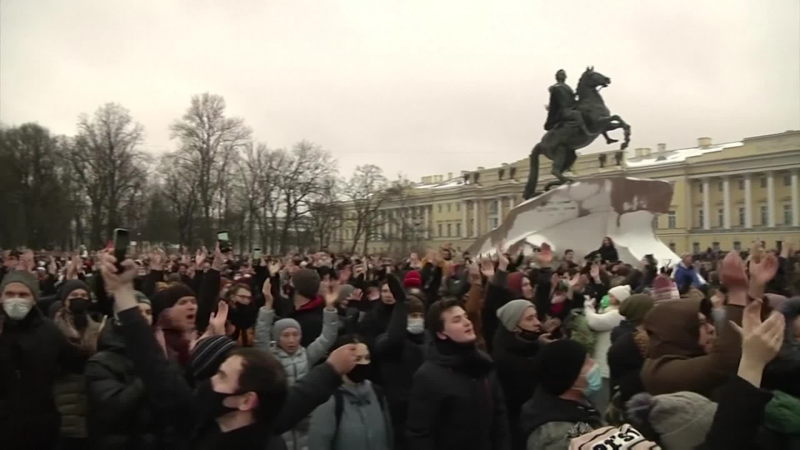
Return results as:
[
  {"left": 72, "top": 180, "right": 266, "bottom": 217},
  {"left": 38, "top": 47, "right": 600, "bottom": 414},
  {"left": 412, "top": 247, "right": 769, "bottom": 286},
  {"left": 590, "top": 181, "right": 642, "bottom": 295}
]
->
[
  {"left": 519, "top": 388, "right": 602, "bottom": 450},
  {"left": 406, "top": 340, "right": 511, "bottom": 450},
  {"left": 641, "top": 299, "right": 742, "bottom": 396}
]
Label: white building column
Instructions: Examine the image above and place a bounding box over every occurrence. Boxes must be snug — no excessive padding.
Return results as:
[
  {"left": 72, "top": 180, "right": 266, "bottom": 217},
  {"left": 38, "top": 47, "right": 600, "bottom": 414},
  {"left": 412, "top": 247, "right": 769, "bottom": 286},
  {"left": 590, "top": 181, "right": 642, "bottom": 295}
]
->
[
  {"left": 744, "top": 176, "right": 752, "bottom": 228},
  {"left": 510, "top": 195, "right": 516, "bottom": 209},
  {"left": 792, "top": 171, "right": 799, "bottom": 227},
  {"left": 767, "top": 172, "right": 776, "bottom": 227},
  {"left": 384, "top": 210, "right": 390, "bottom": 238},
  {"left": 473, "top": 200, "right": 479, "bottom": 237},
  {"left": 722, "top": 177, "right": 731, "bottom": 229},
  {"left": 496, "top": 198, "right": 503, "bottom": 226},
  {"left": 461, "top": 201, "right": 468, "bottom": 238},
  {"left": 423, "top": 206, "right": 430, "bottom": 239},
  {"left": 702, "top": 178, "right": 710, "bottom": 230}
]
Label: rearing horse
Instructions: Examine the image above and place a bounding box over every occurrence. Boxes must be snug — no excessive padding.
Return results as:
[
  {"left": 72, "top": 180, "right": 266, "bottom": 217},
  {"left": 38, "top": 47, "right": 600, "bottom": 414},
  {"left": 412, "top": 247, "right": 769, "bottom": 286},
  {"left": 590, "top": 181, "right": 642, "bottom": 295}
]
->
[{"left": 523, "top": 67, "right": 631, "bottom": 199}]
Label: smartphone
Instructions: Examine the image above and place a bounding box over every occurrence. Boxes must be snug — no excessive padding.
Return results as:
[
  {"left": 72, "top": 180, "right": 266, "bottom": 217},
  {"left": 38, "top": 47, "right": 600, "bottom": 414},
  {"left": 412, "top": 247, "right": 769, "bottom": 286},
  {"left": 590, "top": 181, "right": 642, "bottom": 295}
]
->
[
  {"left": 217, "top": 230, "right": 231, "bottom": 253},
  {"left": 113, "top": 228, "right": 130, "bottom": 271},
  {"left": 253, "top": 247, "right": 262, "bottom": 260}
]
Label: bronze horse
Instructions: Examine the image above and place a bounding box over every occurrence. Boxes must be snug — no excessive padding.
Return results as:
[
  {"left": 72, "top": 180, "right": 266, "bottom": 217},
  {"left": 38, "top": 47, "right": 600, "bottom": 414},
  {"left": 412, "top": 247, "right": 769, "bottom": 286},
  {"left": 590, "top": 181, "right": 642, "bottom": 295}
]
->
[{"left": 523, "top": 67, "right": 631, "bottom": 199}]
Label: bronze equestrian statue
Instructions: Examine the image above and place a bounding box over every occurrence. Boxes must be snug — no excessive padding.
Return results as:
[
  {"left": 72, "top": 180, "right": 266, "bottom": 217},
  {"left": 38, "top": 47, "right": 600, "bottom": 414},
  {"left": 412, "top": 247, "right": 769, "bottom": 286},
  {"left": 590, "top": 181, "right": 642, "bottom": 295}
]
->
[{"left": 523, "top": 67, "right": 631, "bottom": 199}]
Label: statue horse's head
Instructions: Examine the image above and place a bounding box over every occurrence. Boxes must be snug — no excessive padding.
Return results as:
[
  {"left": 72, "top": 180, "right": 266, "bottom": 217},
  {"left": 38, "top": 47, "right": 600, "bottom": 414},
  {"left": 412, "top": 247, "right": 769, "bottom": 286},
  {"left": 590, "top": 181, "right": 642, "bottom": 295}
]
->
[{"left": 577, "top": 66, "right": 611, "bottom": 95}]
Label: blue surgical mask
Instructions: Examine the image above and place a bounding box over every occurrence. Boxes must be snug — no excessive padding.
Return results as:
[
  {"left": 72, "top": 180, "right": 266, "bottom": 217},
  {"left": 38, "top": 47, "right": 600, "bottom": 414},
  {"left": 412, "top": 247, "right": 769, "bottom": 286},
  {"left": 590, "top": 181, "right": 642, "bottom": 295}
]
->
[{"left": 582, "top": 365, "right": 603, "bottom": 396}]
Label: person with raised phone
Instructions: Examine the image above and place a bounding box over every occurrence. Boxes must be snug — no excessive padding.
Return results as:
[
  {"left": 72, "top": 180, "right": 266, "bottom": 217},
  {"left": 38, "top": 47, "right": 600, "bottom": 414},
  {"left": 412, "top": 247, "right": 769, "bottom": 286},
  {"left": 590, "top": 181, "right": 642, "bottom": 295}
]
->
[{"left": 99, "top": 252, "right": 359, "bottom": 450}]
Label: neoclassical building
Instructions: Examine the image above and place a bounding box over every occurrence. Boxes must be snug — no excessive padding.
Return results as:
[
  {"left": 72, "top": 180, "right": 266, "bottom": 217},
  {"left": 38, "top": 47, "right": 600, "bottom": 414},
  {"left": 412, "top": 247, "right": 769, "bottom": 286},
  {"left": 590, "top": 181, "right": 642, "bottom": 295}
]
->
[{"left": 331, "top": 130, "right": 800, "bottom": 255}]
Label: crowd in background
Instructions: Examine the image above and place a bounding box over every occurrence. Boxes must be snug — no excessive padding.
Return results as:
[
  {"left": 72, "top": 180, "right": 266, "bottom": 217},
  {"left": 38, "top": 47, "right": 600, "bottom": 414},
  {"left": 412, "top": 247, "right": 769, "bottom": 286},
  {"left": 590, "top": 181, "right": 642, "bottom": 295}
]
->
[{"left": 1, "top": 236, "right": 799, "bottom": 450}]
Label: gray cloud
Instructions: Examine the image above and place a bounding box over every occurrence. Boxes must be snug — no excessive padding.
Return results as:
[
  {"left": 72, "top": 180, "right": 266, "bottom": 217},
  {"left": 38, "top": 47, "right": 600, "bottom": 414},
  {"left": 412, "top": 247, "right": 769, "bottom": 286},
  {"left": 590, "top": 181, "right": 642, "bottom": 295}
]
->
[{"left": 1, "top": 0, "right": 798, "bottom": 181}]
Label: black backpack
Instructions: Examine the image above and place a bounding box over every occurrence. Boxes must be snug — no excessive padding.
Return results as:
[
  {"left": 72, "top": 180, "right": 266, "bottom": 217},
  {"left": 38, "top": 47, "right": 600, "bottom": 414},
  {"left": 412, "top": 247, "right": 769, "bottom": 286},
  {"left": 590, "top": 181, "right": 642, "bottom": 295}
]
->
[{"left": 332, "top": 383, "right": 387, "bottom": 441}]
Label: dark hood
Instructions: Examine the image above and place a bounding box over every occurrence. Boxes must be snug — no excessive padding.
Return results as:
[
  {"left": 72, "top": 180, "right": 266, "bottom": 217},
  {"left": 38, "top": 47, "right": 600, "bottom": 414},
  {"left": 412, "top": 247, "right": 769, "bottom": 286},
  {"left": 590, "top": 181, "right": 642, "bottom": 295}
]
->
[
  {"left": 643, "top": 298, "right": 704, "bottom": 359},
  {"left": 519, "top": 387, "right": 602, "bottom": 439}
]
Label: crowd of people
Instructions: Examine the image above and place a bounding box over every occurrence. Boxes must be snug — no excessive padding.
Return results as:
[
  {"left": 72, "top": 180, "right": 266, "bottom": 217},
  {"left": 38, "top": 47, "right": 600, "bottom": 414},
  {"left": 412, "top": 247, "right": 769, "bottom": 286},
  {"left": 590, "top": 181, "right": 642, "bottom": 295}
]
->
[{"left": 1, "top": 236, "right": 799, "bottom": 450}]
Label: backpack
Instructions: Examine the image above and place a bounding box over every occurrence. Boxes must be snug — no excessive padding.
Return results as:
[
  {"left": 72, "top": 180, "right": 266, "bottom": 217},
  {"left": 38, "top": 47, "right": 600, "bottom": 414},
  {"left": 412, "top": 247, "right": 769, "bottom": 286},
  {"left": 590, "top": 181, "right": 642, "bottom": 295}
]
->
[{"left": 332, "top": 383, "right": 386, "bottom": 441}]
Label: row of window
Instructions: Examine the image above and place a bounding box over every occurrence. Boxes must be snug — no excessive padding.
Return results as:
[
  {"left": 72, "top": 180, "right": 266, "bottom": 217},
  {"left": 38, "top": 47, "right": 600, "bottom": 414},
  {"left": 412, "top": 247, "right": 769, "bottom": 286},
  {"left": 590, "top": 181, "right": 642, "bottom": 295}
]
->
[
  {"left": 698, "top": 174, "right": 794, "bottom": 193},
  {"left": 436, "top": 222, "right": 462, "bottom": 238},
  {"left": 655, "top": 204, "right": 796, "bottom": 230},
  {"left": 437, "top": 203, "right": 462, "bottom": 214}
]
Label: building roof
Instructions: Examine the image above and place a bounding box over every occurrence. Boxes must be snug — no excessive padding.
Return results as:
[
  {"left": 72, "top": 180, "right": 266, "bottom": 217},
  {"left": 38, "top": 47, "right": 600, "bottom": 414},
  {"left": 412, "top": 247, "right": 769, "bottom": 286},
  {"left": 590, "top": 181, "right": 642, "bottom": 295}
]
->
[{"left": 625, "top": 141, "right": 744, "bottom": 168}]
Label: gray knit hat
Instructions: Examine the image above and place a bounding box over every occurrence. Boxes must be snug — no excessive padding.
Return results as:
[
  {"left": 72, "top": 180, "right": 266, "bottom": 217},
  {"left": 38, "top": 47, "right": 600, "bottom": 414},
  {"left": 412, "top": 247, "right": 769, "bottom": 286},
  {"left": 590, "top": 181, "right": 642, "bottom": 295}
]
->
[
  {"left": 338, "top": 284, "right": 355, "bottom": 304},
  {"left": 292, "top": 269, "right": 321, "bottom": 300},
  {"left": 496, "top": 299, "right": 535, "bottom": 331},
  {"left": 627, "top": 391, "right": 717, "bottom": 449},
  {"left": 272, "top": 318, "right": 302, "bottom": 341},
  {"left": 0, "top": 271, "right": 40, "bottom": 301},
  {"left": 134, "top": 291, "right": 151, "bottom": 305}
]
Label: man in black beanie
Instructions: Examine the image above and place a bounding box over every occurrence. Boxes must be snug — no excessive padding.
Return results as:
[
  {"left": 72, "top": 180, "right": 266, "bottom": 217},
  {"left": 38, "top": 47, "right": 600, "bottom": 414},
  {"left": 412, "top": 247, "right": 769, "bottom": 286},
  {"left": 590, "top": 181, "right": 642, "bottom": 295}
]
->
[
  {"left": 283, "top": 268, "right": 324, "bottom": 347},
  {"left": 518, "top": 339, "right": 603, "bottom": 449}
]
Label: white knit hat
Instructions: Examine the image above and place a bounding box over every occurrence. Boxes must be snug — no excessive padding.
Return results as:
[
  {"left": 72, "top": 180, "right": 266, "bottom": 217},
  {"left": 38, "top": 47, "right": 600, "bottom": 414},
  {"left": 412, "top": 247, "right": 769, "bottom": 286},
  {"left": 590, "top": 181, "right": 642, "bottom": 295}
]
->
[{"left": 608, "top": 285, "right": 632, "bottom": 303}]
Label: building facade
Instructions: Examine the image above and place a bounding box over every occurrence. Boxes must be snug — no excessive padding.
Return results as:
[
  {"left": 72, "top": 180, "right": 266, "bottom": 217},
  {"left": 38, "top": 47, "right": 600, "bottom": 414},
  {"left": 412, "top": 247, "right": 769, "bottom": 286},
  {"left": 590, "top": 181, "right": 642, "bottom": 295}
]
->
[{"left": 332, "top": 130, "right": 800, "bottom": 256}]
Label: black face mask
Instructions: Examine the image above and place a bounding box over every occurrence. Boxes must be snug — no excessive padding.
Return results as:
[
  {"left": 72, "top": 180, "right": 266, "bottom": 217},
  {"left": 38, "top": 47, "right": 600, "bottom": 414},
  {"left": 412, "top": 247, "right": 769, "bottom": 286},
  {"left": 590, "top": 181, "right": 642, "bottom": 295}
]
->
[
  {"left": 68, "top": 298, "right": 89, "bottom": 315},
  {"left": 347, "top": 363, "right": 372, "bottom": 384},
  {"left": 517, "top": 329, "right": 541, "bottom": 342},
  {"left": 197, "top": 380, "right": 242, "bottom": 421}
]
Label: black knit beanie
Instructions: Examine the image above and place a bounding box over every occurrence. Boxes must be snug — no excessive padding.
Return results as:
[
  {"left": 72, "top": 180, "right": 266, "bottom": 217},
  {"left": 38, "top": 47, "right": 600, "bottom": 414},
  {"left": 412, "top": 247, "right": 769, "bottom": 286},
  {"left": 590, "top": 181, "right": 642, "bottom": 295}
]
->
[
  {"left": 59, "top": 279, "right": 91, "bottom": 302},
  {"left": 151, "top": 283, "right": 196, "bottom": 323},
  {"left": 292, "top": 269, "right": 321, "bottom": 300},
  {"left": 534, "top": 339, "right": 587, "bottom": 396}
]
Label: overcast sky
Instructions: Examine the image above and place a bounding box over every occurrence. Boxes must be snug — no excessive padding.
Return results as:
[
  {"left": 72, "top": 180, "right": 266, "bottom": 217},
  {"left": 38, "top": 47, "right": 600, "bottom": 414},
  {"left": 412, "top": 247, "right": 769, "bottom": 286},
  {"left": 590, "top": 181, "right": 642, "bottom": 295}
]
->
[{"left": 2, "top": 0, "right": 798, "bottom": 182}]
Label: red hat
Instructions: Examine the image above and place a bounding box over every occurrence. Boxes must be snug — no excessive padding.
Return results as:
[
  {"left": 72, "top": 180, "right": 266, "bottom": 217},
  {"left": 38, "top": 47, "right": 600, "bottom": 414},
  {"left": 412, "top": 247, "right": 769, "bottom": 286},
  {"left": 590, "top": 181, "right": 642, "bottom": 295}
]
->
[{"left": 404, "top": 270, "right": 423, "bottom": 289}]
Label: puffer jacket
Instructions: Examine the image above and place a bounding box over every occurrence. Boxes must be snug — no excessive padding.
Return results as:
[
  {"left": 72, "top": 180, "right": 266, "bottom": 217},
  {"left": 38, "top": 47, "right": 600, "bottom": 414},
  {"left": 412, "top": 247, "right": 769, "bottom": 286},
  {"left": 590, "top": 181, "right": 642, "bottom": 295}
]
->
[
  {"left": 52, "top": 309, "right": 102, "bottom": 438},
  {"left": 255, "top": 306, "right": 339, "bottom": 450}
]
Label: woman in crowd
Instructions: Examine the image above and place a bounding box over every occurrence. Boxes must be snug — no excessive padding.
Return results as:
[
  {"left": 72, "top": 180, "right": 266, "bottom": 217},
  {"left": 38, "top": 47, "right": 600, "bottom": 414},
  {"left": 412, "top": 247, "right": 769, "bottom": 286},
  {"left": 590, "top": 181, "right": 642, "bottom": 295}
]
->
[
  {"left": 309, "top": 335, "right": 393, "bottom": 450},
  {"left": 583, "top": 284, "right": 629, "bottom": 413},
  {"left": 597, "top": 237, "right": 619, "bottom": 264}
]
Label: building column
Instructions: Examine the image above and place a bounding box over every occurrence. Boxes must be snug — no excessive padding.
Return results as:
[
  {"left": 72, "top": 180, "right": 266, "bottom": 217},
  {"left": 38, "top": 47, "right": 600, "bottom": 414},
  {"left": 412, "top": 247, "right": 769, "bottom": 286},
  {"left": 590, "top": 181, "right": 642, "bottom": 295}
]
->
[
  {"left": 423, "top": 206, "right": 430, "bottom": 239},
  {"left": 767, "top": 172, "right": 776, "bottom": 227},
  {"left": 461, "top": 200, "right": 468, "bottom": 238},
  {"left": 744, "top": 175, "right": 752, "bottom": 228},
  {"left": 792, "top": 171, "right": 799, "bottom": 227},
  {"left": 384, "top": 210, "right": 390, "bottom": 239},
  {"left": 496, "top": 198, "right": 503, "bottom": 227},
  {"left": 510, "top": 195, "right": 516, "bottom": 209},
  {"left": 722, "top": 177, "right": 731, "bottom": 229},
  {"left": 473, "top": 200, "right": 480, "bottom": 237},
  {"left": 702, "top": 178, "right": 710, "bottom": 230}
]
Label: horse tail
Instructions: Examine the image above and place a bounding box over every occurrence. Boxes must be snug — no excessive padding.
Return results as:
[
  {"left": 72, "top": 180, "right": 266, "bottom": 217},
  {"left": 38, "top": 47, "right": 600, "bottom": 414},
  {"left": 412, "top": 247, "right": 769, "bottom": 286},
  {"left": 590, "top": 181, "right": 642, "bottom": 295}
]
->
[{"left": 523, "top": 144, "right": 542, "bottom": 200}]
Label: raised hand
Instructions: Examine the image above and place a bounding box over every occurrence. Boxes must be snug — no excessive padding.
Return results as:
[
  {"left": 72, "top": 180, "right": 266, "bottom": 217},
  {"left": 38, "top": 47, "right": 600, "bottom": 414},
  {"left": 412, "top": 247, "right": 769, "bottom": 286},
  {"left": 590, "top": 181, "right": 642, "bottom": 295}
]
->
[
  {"left": 468, "top": 261, "right": 482, "bottom": 284},
  {"left": 323, "top": 280, "right": 341, "bottom": 309},
  {"left": 99, "top": 253, "right": 137, "bottom": 293},
  {"left": 327, "top": 343, "right": 358, "bottom": 375},
  {"left": 208, "top": 301, "right": 229, "bottom": 336},
  {"left": 262, "top": 278, "right": 274, "bottom": 310},
  {"left": 480, "top": 257, "right": 495, "bottom": 279},
  {"left": 348, "top": 288, "right": 363, "bottom": 303},
  {"left": 211, "top": 243, "right": 224, "bottom": 272},
  {"left": 749, "top": 253, "right": 779, "bottom": 288},
  {"left": 497, "top": 244, "right": 509, "bottom": 272},
  {"left": 732, "top": 300, "right": 785, "bottom": 386},
  {"left": 195, "top": 248, "right": 207, "bottom": 267},
  {"left": 150, "top": 250, "right": 164, "bottom": 271},
  {"left": 720, "top": 250, "right": 748, "bottom": 290}
]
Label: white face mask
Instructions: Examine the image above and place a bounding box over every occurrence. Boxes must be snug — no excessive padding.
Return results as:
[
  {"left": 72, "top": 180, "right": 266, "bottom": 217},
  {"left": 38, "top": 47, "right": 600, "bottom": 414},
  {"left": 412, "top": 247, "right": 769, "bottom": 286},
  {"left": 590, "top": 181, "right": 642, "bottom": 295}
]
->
[
  {"left": 407, "top": 317, "right": 425, "bottom": 335},
  {"left": 3, "top": 297, "right": 33, "bottom": 320}
]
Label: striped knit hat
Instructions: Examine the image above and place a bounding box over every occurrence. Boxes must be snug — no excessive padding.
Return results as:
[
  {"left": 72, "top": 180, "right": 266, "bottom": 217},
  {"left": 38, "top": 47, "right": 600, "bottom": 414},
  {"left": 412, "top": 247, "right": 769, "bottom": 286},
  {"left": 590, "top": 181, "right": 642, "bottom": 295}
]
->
[
  {"left": 189, "top": 335, "right": 237, "bottom": 380},
  {"left": 652, "top": 275, "right": 679, "bottom": 303}
]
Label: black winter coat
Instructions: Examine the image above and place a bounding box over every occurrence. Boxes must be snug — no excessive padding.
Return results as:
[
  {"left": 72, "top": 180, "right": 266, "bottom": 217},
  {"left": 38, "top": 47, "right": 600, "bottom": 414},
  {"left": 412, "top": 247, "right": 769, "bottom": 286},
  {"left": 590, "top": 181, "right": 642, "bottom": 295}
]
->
[
  {"left": 607, "top": 328, "right": 646, "bottom": 403},
  {"left": 85, "top": 321, "right": 181, "bottom": 450},
  {"left": 406, "top": 340, "right": 511, "bottom": 450},
  {"left": 0, "top": 307, "right": 87, "bottom": 450},
  {"left": 491, "top": 327, "right": 542, "bottom": 450},
  {"left": 373, "top": 276, "right": 426, "bottom": 445}
]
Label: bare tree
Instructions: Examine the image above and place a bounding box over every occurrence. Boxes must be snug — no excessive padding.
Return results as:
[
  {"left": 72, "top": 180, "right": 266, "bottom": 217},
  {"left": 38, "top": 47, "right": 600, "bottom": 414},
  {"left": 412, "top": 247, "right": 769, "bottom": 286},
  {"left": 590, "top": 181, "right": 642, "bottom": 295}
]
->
[
  {"left": 170, "top": 93, "right": 251, "bottom": 245},
  {"left": 160, "top": 152, "right": 200, "bottom": 247},
  {"left": 67, "top": 103, "right": 150, "bottom": 247},
  {"left": 307, "top": 177, "right": 343, "bottom": 250},
  {"left": 274, "top": 141, "right": 337, "bottom": 254},
  {"left": 0, "top": 124, "right": 74, "bottom": 248},
  {"left": 344, "top": 164, "right": 391, "bottom": 254}
]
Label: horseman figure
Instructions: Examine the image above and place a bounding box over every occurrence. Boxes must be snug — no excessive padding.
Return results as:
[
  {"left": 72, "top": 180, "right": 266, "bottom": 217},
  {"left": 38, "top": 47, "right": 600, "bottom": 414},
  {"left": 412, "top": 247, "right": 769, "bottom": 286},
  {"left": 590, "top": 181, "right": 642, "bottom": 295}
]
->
[{"left": 523, "top": 66, "right": 631, "bottom": 200}]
